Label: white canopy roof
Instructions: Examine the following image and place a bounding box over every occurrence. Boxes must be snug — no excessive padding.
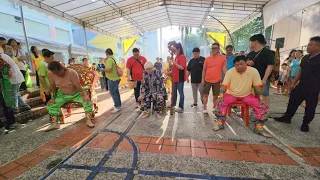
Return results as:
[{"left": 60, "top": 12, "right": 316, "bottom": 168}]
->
[{"left": 12, "top": 0, "right": 270, "bottom": 38}]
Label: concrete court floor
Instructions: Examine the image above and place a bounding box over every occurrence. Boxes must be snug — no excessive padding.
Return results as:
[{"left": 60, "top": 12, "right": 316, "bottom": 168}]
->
[{"left": 1, "top": 84, "right": 320, "bottom": 180}]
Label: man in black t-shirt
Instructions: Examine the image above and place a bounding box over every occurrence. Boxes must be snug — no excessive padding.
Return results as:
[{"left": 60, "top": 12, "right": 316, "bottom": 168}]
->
[
  {"left": 187, "top": 47, "right": 205, "bottom": 107},
  {"left": 246, "top": 34, "right": 275, "bottom": 107},
  {"left": 274, "top": 36, "right": 320, "bottom": 132}
]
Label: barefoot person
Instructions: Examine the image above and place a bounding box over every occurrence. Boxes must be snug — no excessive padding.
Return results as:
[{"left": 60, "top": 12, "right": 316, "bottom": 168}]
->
[
  {"left": 213, "top": 56, "right": 269, "bottom": 135},
  {"left": 139, "top": 62, "right": 166, "bottom": 118},
  {"left": 45, "top": 61, "right": 95, "bottom": 131}
]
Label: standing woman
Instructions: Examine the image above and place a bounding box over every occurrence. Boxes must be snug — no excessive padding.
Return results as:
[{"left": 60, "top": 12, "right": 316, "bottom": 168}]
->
[
  {"left": 284, "top": 50, "right": 296, "bottom": 93},
  {"left": 171, "top": 43, "right": 187, "bottom": 113}
]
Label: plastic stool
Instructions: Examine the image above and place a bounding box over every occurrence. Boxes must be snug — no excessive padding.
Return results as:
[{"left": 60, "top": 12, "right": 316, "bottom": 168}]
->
[{"left": 227, "top": 101, "right": 250, "bottom": 126}]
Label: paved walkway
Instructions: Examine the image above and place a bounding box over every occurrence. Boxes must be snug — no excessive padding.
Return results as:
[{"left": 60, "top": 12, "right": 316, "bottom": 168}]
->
[{"left": 0, "top": 85, "right": 320, "bottom": 180}]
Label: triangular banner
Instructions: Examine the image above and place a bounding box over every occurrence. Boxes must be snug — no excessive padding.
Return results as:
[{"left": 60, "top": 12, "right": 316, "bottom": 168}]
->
[
  {"left": 206, "top": 32, "right": 228, "bottom": 54},
  {"left": 122, "top": 36, "right": 139, "bottom": 55}
]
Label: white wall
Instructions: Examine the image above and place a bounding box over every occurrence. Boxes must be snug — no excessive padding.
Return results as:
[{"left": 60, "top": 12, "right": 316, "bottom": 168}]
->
[{"left": 271, "top": 2, "right": 320, "bottom": 61}]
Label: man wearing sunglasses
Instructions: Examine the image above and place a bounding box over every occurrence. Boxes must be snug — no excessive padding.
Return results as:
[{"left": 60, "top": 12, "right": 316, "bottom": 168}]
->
[{"left": 201, "top": 43, "right": 227, "bottom": 113}]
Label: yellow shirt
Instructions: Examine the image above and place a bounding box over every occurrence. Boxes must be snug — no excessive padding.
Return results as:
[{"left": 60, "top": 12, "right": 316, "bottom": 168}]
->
[
  {"left": 222, "top": 67, "right": 262, "bottom": 97},
  {"left": 35, "top": 55, "right": 44, "bottom": 70}
]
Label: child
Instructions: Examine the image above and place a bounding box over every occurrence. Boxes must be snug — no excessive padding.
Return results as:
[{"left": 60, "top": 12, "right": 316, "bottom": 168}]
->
[{"left": 276, "top": 63, "right": 288, "bottom": 94}]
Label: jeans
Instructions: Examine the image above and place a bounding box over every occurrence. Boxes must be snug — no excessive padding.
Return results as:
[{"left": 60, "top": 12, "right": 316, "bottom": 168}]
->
[
  {"left": 134, "top": 81, "right": 141, "bottom": 103},
  {"left": 12, "top": 83, "right": 29, "bottom": 110},
  {"left": 108, "top": 80, "right": 121, "bottom": 108},
  {"left": 100, "top": 77, "right": 106, "bottom": 90},
  {"left": 263, "top": 79, "right": 270, "bottom": 96},
  {"left": 0, "top": 92, "right": 15, "bottom": 129},
  {"left": 173, "top": 82, "right": 185, "bottom": 109}
]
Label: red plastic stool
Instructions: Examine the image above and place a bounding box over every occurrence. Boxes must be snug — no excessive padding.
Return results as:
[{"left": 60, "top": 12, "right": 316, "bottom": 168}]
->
[{"left": 226, "top": 101, "right": 250, "bottom": 126}]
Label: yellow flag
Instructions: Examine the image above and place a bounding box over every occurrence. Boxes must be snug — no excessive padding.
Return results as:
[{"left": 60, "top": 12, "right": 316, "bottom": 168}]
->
[
  {"left": 206, "top": 32, "right": 228, "bottom": 54},
  {"left": 122, "top": 36, "right": 139, "bottom": 55}
]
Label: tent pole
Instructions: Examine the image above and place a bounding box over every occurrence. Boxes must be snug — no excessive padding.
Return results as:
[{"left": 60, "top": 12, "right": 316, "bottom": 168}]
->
[
  {"left": 82, "top": 22, "right": 89, "bottom": 58},
  {"left": 20, "top": 5, "right": 33, "bottom": 72}
]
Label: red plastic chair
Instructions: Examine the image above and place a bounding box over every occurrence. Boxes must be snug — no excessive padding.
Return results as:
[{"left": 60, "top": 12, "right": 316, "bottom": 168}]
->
[{"left": 226, "top": 101, "right": 250, "bottom": 126}]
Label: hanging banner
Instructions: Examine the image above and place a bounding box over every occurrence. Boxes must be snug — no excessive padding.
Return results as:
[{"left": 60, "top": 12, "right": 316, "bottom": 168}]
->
[
  {"left": 122, "top": 36, "right": 139, "bottom": 56},
  {"left": 206, "top": 32, "right": 228, "bottom": 54}
]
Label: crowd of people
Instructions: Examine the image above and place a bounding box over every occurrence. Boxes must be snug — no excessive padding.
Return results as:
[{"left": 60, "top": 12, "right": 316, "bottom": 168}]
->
[{"left": 1, "top": 34, "right": 320, "bottom": 134}]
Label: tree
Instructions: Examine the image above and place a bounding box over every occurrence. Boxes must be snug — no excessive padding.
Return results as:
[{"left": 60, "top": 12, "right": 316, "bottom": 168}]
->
[{"left": 230, "top": 16, "right": 262, "bottom": 52}]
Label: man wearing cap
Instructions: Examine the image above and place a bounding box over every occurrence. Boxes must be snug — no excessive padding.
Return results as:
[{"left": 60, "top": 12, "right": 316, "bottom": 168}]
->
[
  {"left": 38, "top": 50, "right": 54, "bottom": 103},
  {"left": 126, "top": 48, "right": 148, "bottom": 108},
  {"left": 187, "top": 47, "right": 205, "bottom": 107}
]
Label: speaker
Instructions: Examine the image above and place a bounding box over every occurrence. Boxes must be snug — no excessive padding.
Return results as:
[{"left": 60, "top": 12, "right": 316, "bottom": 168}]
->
[{"left": 275, "top": 38, "right": 285, "bottom": 48}]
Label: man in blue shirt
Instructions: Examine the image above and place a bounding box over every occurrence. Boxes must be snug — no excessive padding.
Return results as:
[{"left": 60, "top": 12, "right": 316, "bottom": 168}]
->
[
  {"left": 226, "top": 45, "right": 235, "bottom": 70},
  {"left": 154, "top": 57, "right": 163, "bottom": 72}
]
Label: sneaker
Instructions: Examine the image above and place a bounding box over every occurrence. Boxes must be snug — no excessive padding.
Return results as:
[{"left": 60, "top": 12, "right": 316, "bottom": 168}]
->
[
  {"left": 274, "top": 115, "right": 291, "bottom": 124},
  {"left": 191, "top": 103, "right": 197, "bottom": 107},
  {"left": 175, "top": 108, "right": 184, "bottom": 113},
  {"left": 111, "top": 107, "right": 120, "bottom": 114},
  {"left": 203, "top": 109, "right": 208, "bottom": 114},
  {"left": 300, "top": 123, "right": 309, "bottom": 132}
]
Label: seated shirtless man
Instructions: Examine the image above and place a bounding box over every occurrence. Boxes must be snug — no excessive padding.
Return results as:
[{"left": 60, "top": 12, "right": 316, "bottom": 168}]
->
[
  {"left": 45, "top": 61, "right": 95, "bottom": 131},
  {"left": 213, "top": 56, "right": 269, "bottom": 136}
]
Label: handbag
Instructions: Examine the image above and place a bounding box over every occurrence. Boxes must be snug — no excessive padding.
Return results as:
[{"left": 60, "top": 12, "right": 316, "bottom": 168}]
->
[{"left": 111, "top": 58, "right": 123, "bottom": 77}]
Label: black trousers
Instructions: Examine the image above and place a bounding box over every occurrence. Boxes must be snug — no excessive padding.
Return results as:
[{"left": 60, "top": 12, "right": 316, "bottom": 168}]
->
[
  {"left": 285, "top": 85, "right": 319, "bottom": 124},
  {"left": 105, "top": 77, "right": 109, "bottom": 91},
  {"left": 0, "top": 93, "right": 15, "bottom": 129},
  {"left": 20, "top": 70, "right": 27, "bottom": 90},
  {"left": 134, "top": 81, "right": 141, "bottom": 103},
  {"left": 36, "top": 71, "right": 40, "bottom": 87}
]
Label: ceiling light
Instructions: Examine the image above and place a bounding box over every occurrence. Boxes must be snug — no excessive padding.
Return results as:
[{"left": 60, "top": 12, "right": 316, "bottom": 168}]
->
[
  {"left": 202, "top": 25, "right": 205, "bottom": 28},
  {"left": 211, "top": 7, "right": 214, "bottom": 11},
  {"left": 92, "top": 0, "right": 96, "bottom": 2},
  {"left": 120, "top": 17, "right": 123, "bottom": 20},
  {"left": 207, "top": 16, "right": 211, "bottom": 19}
]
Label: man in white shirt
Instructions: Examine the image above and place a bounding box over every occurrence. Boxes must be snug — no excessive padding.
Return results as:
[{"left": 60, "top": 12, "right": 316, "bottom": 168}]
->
[{"left": 0, "top": 52, "right": 31, "bottom": 113}]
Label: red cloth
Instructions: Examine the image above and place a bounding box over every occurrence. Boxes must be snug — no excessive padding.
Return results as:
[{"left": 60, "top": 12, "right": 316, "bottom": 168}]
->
[
  {"left": 172, "top": 54, "right": 187, "bottom": 82},
  {"left": 126, "top": 55, "right": 147, "bottom": 81}
]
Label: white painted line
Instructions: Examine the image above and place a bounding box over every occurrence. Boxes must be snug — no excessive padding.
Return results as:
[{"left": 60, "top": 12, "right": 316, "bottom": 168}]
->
[{"left": 226, "top": 122, "right": 237, "bottom": 136}]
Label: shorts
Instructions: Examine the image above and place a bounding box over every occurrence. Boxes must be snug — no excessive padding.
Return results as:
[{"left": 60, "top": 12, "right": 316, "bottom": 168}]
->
[
  {"left": 203, "top": 81, "right": 220, "bottom": 96},
  {"left": 263, "top": 79, "right": 270, "bottom": 96}
]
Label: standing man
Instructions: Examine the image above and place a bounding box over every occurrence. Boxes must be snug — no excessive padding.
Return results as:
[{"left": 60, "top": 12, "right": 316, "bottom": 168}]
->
[
  {"left": 274, "top": 36, "right": 320, "bottom": 132},
  {"left": 101, "top": 49, "right": 121, "bottom": 114},
  {"left": 45, "top": 61, "right": 95, "bottom": 131},
  {"left": 246, "top": 34, "right": 275, "bottom": 107},
  {"left": 187, "top": 47, "right": 205, "bottom": 107},
  {"left": 225, "top": 45, "right": 235, "bottom": 70},
  {"left": 38, "top": 50, "right": 54, "bottom": 103},
  {"left": 202, "top": 43, "right": 227, "bottom": 113},
  {"left": 154, "top": 57, "right": 163, "bottom": 72},
  {"left": 126, "top": 48, "right": 147, "bottom": 108}
]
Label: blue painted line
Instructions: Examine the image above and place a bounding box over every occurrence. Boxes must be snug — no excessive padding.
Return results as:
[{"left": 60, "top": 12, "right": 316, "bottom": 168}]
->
[
  {"left": 40, "top": 133, "right": 100, "bottom": 180},
  {"left": 86, "top": 114, "right": 140, "bottom": 180},
  {"left": 124, "top": 136, "right": 138, "bottom": 180}
]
